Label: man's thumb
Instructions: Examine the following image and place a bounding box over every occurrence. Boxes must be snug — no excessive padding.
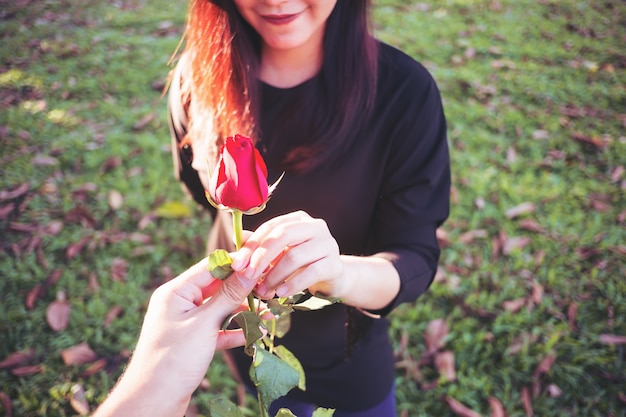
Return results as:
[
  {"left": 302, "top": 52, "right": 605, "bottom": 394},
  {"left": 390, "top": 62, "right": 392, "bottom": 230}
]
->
[{"left": 204, "top": 272, "right": 256, "bottom": 317}]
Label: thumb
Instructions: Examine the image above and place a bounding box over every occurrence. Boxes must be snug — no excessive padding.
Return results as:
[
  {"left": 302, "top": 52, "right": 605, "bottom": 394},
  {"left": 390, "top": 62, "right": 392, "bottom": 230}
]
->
[{"left": 201, "top": 272, "right": 257, "bottom": 320}]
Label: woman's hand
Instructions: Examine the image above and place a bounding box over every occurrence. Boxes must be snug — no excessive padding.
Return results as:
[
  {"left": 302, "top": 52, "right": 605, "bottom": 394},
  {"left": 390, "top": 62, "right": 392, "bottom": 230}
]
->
[
  {"left": 231, "top": 211, "right": 347, "bottom": 300},
  {"left": 93, "top": 258, "right": 258, "bottom": 417}
]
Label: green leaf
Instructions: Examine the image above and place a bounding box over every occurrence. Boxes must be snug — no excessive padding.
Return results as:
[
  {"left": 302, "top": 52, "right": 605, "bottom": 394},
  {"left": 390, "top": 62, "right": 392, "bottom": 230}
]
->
[
  {"left": 274, "top": 409, "right": 296, "bottom": 417},
  {"left": 208, "top": 249, "right": 234, "bottom": 280},
  {"left": 267, "top": 298, "right": 294, "bottom": 316},
  {"left": 274, "top": 345, "right": 306, "bottom": 391},
  {"left": 292, "top": 295, "right": 340, "bottom": 311},
  {"left": 312, "top": 408, "right": 335, "bottom": 417},
  {"left": 250, "top": 348, "right": 299, "bottom": 408},
  {"left": 154, "top": 201, "right": 192, "bottom": 218},
  {"left": 232, "top": 311, "right": 263, "bottom": 356},
  {"left": 207, "top": 397, "right": 244, "bottom": 417}
]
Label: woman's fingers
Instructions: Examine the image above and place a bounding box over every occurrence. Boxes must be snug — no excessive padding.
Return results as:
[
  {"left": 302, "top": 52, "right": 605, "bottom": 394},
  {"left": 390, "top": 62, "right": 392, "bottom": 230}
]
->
[
  {"left": 233, "top": 212, "right": 330, "bottom": 282},
  {"left": 255, "top": 239, "right": 337, "bottom": 297}
]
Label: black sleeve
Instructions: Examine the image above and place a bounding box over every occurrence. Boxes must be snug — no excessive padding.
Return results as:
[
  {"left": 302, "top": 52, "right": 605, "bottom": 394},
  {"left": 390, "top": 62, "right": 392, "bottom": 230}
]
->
[
  {"left": 371, "top": 59, "right": 450, "bottom": 315},
  {"left": 167, "top": 62, "right": 216, "bottom": 215}
]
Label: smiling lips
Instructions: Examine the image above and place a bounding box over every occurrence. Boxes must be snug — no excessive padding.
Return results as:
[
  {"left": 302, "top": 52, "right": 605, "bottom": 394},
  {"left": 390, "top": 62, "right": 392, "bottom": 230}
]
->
[{"left": 261, "top": 12, "right": 301, "bottom": 25}]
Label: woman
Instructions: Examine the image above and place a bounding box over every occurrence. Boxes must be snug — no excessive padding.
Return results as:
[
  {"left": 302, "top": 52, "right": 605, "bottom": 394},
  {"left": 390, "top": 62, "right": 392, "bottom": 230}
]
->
[{"left": 168, "top": 1, "right": 450, "bottom": 415}]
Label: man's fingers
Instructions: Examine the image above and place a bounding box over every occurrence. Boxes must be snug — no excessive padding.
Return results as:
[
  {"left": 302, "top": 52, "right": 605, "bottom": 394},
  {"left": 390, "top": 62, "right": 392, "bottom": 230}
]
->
[
  {"left": 201, "top": 272, "right": 257, "bottom": 320},
  {"left": 215, "top": 329, "right": 247, "bottom": 350}
]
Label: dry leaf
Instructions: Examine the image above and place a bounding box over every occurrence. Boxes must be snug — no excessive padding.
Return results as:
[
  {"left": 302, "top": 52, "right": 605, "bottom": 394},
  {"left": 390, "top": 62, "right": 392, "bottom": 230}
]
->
[
  {"left": 110, "top": 258, "right": 128, "bottom": 282},
  {"left": 0, "top": 391, "right": 12, "bottom": 417},
  {"left": 503, "top": 236, "right": 531, "bottom": 255},
  {"left": 46, "top": 291, "right": 70, "bottom": 332},
  {"left": 0, "top": 203, "right": 16, "bottom": 220},
  {"left": 10, "top": 365, "right": 43, "bottom": 376},
  {"left": 506, "top": 203, "right": 535, "bottom": 219},
  {"left": 25, "top": 285, "right": 41, "bottom": 310},
  {"left": 598, "top": 334, "right": 626, "bottom": 345},
  {"left": 32, "top": 154, "right": 59, "bottom": 166},
  {"left": 546, "top": 384, "right": 562, "bottom": 398},
  {"left": 132, "top": 112, "right": 157, "bottom": 131},
  {"left": 107, "top": 190, "right": 124, "bottom": 210},
  {"left": 534, "top": 353, "right": 556, "bottom": 378},
  {"left": 445, "top": 396, "right": 482, "bottom": 417},
  {"left": 521, "top": 387, "right": 533, "bottom": 417},
  {"left": 66, "top": 236, "right": 91, "bottom": 260},
  {"left": 424, "top": 319, "right": 448, "bottom": 354},
  {"left": 503, "top": 298, "right": 526, "bottom": 313},
  {"left": 568, "top": 302, "right": 578, "bottom": 331},
  {"left": 0, "top": 349, "right": 35, "bottom": 369},
  {"left": 0, "top": 183, "right": 29, "bottom": 201},
  {"left": 101, "top": 156, "right": 122, "bottom": 173},
  {"left": 488, "top": 397, "right": 506, "bottom": 417},
  {"left": 104, "top": 306, "right": 123, "bottom": 328},
  {"left": 570, "top": 132, "right": 607, "bottom": 150},
  {"left": 487, "top": 397, "right": 506, "bottom": 417},
  {"left": 532, "top": 130, "right": 549, "bottom": 140},
  {"left": 69, "top": 384, "right": 90, "bottom": 415},
  {"left": 80, "top": 358, "right": 108, "bottom": 377},
  {"left": 60, "top": 343, "right": 98, "bottom": 366},
  {"left": 531, "top": 282, "right": 544, "bottom": 305},
  {"left": 459, "top": 229, "right": 488, "bottom": 244},
  {"left": 434, "top": 350, "right": 456, "bottom": 382}
]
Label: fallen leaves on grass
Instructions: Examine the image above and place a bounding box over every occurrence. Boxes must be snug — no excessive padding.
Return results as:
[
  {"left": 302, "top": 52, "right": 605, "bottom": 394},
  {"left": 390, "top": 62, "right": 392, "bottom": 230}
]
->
[
  {"left": 521, "top": 386, "right": 533, "bottom": 417},
  {"left": 25, "top": 268, "right": 62, "bottom": 310},
  {"left": 60, "top": 343, "right": 98, "bottom": 366},
  {"left": 69, "top": 384, "right": 90, "bottom": 415},
  {"left": 424, "top": 319, "right": 448, "bottom": 354},
  {"left": 110, "top": 258, "right": 128, "bottom": 282},
  {"left": 46, "top": 291, "right": 71, "bottom": 332},
  {"left": 0, "top": 391, "right": 12, "bottom": 417},
  {"left": 445, "top": 396, "right": 481, "bottom": 417},
  {"left": 0, "top": 349, "right": 35, "bottom": 369},
  {"left": 104, "top": 305, "right": 124, "bottom": 328},
  {"left": 532, "top": 353, "right": 557, "bottom": 397},
  {"left": 0, "top": 183, "right": 29, "bottom": 201},
  {"left": 598, "top": 334, "right": 626, "bottom": 345},
  {"left": 10, "top": 365, "right": 43, "bottom": 376},
  {"left": 488, "top": 397, "right": 506, "bottom": 417},
  {"left": 434, "top": 351, "right": 456, "bottom": 382},
  {"left": 506, "top": 202, "right": 535, "bottom": 219}
]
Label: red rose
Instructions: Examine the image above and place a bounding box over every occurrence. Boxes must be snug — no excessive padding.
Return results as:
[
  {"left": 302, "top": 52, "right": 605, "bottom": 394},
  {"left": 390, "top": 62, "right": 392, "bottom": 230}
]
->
[{"left": 207, "top": 134, "right": 269, "bottom": 212}]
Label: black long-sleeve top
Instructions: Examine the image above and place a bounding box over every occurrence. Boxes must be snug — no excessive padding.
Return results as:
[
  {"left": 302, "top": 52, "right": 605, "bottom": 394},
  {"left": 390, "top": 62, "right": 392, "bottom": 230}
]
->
[{"left": 168, "top": 42, "right": 450, "bottom": 411}]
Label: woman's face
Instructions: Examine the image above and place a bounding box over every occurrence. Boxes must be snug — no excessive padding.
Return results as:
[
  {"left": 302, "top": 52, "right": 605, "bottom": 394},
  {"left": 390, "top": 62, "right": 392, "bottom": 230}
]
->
[{"left": 233, "top": 0, "right": 338, "bottom": 53}]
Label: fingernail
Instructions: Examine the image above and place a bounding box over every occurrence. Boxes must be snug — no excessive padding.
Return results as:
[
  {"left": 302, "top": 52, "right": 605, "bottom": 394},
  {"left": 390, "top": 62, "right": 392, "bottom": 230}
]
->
[{"left": 275, "top": 285, "right": 288, "bottom": 297}]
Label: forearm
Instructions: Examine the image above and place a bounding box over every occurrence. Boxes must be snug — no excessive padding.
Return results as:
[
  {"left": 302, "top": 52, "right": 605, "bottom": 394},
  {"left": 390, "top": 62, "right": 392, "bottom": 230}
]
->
[{"left": 330, "top": 255, "right": 401, "bottom": 311}]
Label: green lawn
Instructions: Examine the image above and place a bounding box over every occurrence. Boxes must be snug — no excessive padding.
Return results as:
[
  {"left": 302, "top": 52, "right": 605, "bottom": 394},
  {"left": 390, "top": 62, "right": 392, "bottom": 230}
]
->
[{"left": 1, "top": 1, "right": 625, "bottom": 416}]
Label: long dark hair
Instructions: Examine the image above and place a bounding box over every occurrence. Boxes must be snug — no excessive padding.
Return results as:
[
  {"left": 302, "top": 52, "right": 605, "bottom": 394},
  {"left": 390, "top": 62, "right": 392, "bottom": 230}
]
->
[{"left": 180, "top": 0, "right": 378, "bottom": 172}]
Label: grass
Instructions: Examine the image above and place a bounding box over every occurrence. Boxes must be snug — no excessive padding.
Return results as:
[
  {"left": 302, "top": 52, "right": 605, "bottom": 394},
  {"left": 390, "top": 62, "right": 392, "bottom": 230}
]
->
[{"left": 1, "top": 0, "right": 625, "bottom": 416}]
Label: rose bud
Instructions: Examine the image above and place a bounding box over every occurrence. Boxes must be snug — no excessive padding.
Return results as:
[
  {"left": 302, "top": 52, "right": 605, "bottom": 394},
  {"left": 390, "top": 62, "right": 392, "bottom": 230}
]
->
[{"left": 207, "top": 134, "right": 269, "bottom": 212}]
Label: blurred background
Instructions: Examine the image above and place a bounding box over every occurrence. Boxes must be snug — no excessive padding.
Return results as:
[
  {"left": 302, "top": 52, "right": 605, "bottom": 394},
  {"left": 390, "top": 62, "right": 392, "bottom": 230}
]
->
[{"left": 1, "top": 1, "right": 625, "bottom": 416}]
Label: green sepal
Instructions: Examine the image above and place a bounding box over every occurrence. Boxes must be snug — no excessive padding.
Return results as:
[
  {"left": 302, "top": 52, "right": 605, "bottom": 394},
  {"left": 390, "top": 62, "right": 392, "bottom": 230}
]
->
[{"left": 208, "top": 249, "right": 234, "bottom": 280}]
